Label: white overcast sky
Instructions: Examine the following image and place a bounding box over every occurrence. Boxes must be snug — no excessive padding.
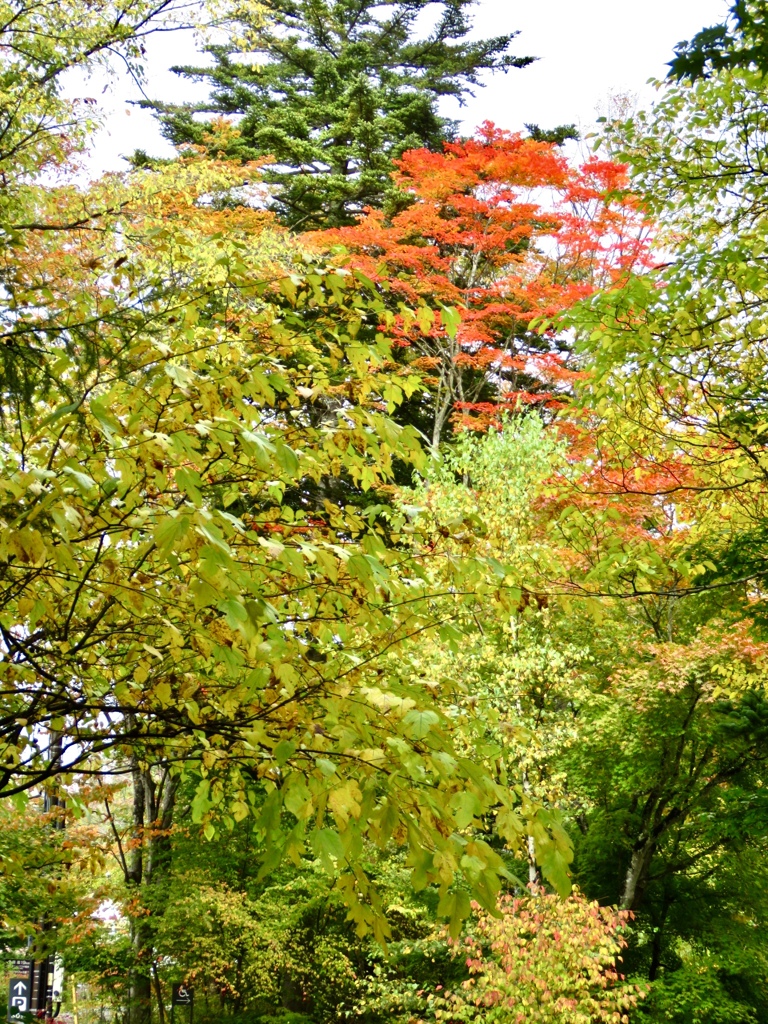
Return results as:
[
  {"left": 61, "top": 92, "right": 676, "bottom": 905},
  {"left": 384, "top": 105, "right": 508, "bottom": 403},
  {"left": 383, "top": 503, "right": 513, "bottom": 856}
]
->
[{"left": 76, "top": 0, "right": 729, "bottom": 175}]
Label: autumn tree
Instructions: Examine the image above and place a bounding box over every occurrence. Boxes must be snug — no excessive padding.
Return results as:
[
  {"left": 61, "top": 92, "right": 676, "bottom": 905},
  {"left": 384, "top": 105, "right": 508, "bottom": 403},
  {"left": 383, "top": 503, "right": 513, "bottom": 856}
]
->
[
  {"left": 434, "top": 893, "right": 643, "bottom": 1024},
  {"left": 554, "top": 63, "right": 768, "bottom": 621},
  {"left": 0, "top": 3, "right": 587, "bottom": 968},
  {"left": 316, "top": 124, "right": 650, "bottom": 446},
  {"left": 0, "top": 154, "right": 554, "bottom": 871},
  {"left": 547, "top": 62, "right": 768, "bottom": 1019},
  {"left": 145, "top": 0, "right": 536, "bottom": 228}
]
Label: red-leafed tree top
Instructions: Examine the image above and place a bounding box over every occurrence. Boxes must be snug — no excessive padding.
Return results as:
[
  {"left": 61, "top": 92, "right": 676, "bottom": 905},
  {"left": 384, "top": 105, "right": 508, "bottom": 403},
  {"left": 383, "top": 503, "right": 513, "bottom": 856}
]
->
[{"left": 313, "top": 123, "right": 652, "bottom": 445}]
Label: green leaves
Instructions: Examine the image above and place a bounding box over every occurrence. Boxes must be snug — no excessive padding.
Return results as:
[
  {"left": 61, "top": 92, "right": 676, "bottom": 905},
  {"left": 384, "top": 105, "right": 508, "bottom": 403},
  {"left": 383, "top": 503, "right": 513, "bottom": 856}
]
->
[
  {"left": 437, "top": 889, "right": 472, "bottom": 938},
  {"left": 439, "top": 304, "right": 462, "bottom": 340},
  {"left": 311, "top": 829, "right": 345, "bottom": 872},
  {"left": 402, "top": 709, "right": 440, "bottom": 739},
  {"left": 147, "top": 0, "right": 532, "bottom": 229},
  {"left": 535, "top": 815, "right": 574, "bottom": 897}
]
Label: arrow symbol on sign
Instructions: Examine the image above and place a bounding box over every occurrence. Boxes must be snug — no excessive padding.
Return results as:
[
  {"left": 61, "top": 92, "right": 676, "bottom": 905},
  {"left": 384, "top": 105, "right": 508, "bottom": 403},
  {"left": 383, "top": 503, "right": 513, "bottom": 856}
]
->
[{"left": 12, "top": 983, "right": 25, "bottom": 995}]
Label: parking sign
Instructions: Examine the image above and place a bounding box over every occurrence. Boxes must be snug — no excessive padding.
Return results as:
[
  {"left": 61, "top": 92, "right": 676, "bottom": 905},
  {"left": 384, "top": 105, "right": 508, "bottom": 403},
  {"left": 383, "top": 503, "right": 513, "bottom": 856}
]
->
[{"left": 8, "top": 978, "right": 29, "bottom": 1021}]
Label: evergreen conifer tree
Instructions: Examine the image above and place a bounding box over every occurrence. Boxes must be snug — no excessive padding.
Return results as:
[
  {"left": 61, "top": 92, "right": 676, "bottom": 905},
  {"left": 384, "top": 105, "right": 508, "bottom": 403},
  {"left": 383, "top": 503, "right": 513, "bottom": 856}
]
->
[{"left": 145, "top": 0, "right": 534, "bottom": 227}]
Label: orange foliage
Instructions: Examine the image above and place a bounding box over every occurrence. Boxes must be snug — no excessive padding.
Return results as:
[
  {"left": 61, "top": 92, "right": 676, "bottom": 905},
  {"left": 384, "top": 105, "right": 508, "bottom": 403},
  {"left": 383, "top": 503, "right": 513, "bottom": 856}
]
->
[{"left": 313, "top": 123, "right": 652, "bottom": 435}]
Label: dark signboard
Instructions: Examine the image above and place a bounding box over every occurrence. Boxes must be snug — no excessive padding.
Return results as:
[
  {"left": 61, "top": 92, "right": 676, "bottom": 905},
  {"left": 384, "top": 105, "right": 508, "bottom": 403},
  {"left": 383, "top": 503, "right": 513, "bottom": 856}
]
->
[
  {"left": 8, "top": 978, "right": 29, "bottom": 1021},
  {"left": 172, "top": 985, "right": 193, "bottom": 1007}
]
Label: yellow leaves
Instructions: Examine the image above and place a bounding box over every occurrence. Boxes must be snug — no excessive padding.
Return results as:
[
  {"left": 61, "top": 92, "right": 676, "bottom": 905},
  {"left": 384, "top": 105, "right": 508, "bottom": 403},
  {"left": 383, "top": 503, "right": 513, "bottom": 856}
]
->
[
  {"left": 134, "top": 663, "right": 150, "bottom": 685},
  {"left": 3, "top": 527, "right": 47, "bottom": 566},
  {"left": 328, "top": 780, "right": 363, "bottom": 825},
  {"left": 277, "top": 275, "right": 299, "bottom": 304},
  {"left": 192, "top": 632, "right": 214, "bottom": 658},
  {"left": 360, "top": 686, "right": 415, "bottom": 715},
  {"left": 184, "top": 699, "right": 201, "bottom": 725},
  {"left": 154, "top": 682, "right": 173, "bottom": 707},
  {"left": 432, "top": 847, "right": 459, "bottom": 884},
  {"left": 231, "top": 799, "right": 250, "bottom": 822},
  {"left": 207, "top": 617, "right": 238, "bottom": 648},
  {"left": 351, "top": 746, "right": 386, "bottom": 766},
  {"left": 201, "top": 750, "right": 219, "bottom": 770},
  {"left": 495, "top": 803, "right": 524, "bottom": 842}
]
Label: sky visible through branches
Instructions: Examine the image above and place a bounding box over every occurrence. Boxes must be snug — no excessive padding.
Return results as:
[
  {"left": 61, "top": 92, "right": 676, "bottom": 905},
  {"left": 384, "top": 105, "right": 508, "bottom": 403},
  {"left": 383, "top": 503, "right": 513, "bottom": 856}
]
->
[{"left": 66, "top": 0, "right": 728, "bottom": 176}]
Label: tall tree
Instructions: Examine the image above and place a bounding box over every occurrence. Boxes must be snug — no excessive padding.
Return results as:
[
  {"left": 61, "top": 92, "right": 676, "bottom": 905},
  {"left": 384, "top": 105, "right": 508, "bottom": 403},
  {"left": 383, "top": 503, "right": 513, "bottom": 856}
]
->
[
  {"left": 545, "top": 65, "right": 768, "bottom": 1018},
  {"left": 560, "top": 67, "right": 768, "bottom": 610},
  {"left": 0, "top": 139, "right": 577, "bottom": 935},
  {"left": 316, "top": 125, "right": 649, "bottom": 446},
  {"left": 145, "top": 0, "right": 535, "bottom": 228}
]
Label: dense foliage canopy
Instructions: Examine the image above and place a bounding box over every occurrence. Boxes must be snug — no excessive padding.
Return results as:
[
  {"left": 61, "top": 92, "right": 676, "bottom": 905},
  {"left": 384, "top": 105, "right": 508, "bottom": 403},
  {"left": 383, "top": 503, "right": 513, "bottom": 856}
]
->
[{"left": 3, "top": 3, "right": 768, "bottom": 1024}]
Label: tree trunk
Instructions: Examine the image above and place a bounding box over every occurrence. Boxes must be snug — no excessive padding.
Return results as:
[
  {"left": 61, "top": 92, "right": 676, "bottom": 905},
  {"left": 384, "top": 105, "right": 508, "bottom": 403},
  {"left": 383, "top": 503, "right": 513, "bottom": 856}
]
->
[
  {"left": 648, "top": 890, "right": 671, "bottom": 981},
  {"left": 125, "top": 757, "right": 178, "bottom": 1024},
  {"left": 130, "top": 915, "right": 153, "bottom": 1024},
  {"left": 521, "top": 771, "right": 539, "bottom": 887},
  {"left": 620, "top": 840, "right": 655, "bottom": 910},
  {"left": 152, "top": 963, "right": 166, "bottom": 1024}
]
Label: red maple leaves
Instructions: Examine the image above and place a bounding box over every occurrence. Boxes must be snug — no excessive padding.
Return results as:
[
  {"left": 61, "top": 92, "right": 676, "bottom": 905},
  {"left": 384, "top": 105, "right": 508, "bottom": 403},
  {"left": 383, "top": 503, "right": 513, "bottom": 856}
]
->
[{"left": 314, "top": 123, "right": 652, "bottom": 438}]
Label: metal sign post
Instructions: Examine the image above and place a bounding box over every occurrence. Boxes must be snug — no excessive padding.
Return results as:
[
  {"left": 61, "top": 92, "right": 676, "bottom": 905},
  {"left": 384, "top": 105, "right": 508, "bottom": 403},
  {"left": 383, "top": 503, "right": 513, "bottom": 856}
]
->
[{"left": 8, "top": 978, "right": 30, "bottom": 1022}]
